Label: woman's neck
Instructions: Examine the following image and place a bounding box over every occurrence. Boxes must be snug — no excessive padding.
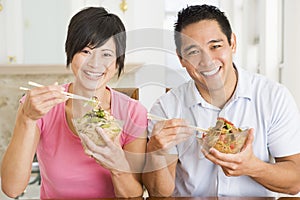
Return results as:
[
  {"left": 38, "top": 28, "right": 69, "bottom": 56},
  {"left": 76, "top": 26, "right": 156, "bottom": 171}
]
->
[{"left": 68, "top": 83, "right": 111, "bottom": 111}]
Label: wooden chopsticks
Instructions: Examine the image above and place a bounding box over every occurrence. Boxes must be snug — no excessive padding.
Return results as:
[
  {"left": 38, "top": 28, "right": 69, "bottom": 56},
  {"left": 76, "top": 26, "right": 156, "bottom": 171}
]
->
[
  {"left": 19, "top": 81, "right": 96, "bottom": 102},
  {"left": 147, "top": 113, "right": 209, "bottom": 133}
]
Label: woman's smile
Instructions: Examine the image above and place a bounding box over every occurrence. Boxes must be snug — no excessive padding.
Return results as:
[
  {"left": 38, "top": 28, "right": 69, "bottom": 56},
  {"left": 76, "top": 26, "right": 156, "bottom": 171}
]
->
[{"left": 83, "top": 69, "right": 105, "bottom": 79}]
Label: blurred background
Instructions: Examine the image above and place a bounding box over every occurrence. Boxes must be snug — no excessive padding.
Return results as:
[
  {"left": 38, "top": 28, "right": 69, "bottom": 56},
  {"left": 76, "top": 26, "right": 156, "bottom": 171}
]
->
[{"left": 0, "top": 0, "right": 299, "bottom": 198}]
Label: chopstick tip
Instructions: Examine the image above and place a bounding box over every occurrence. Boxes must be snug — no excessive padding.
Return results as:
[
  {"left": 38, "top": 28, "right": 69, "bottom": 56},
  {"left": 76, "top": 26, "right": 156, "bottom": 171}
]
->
[{"left": 19, "top": 86, "right": 30, "bottom": 91}]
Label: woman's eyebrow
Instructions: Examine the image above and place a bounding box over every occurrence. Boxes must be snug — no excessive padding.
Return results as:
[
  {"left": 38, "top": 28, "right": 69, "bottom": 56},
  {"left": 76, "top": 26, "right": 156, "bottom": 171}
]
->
[{"left": 101, "top": 48, "right": 115, "bottom": 53}]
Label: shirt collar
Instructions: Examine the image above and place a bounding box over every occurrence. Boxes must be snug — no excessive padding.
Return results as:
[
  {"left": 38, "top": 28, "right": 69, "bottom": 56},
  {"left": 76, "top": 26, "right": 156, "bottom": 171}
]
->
[
  {"left": 233, "top": 65, "right": 252, "bottom": 100},
  {"left": 185, "top": 80, "right": 213, "bottom": 108}
]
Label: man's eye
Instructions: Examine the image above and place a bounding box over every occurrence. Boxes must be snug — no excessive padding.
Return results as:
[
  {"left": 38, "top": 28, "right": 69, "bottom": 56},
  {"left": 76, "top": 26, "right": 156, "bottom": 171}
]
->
[
  {"left": 187, "top": 50, "right": 199, "bottom": 56},
  {"left": 211, "top": 44, "right": 221, "bottom": 49}
]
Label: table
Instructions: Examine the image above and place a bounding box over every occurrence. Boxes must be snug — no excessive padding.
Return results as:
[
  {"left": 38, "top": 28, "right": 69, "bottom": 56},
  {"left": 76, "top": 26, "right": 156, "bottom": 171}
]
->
[
  {"left": 149, "top": 198, "right": 274, "bottom": 200},
  {"left": 20, "top": 197, "right": 300, "bottom": 200}
]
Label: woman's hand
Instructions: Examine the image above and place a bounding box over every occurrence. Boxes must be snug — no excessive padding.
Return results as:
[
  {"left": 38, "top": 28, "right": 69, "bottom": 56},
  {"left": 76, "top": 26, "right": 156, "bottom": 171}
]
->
[
  {"left": 22, "top": 84, "right": 68, "bottom": 121},
  {"left": 79, "top": 127, "right": 131, "bottom": 173}
]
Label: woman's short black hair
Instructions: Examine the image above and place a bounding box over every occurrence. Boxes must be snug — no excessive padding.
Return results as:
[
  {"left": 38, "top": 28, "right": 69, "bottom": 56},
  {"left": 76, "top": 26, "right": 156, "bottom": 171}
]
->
[
  {"left": 174, "top": 4, "right": 232, "bottom": 55},
  {"left": 65, "top": 7, "right": 126, "bottom": 77}
]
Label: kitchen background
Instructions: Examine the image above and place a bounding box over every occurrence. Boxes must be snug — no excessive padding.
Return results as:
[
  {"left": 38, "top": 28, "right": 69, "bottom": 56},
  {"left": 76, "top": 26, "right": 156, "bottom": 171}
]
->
[{"left": 0, "top": 0, "right": 300, "bottom": 198}]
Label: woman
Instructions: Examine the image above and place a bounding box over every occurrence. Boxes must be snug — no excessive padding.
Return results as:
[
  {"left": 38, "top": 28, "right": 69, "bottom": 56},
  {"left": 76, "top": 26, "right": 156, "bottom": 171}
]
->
[{"left": 1, "top": 7, "right": 147, "bottom": 199}]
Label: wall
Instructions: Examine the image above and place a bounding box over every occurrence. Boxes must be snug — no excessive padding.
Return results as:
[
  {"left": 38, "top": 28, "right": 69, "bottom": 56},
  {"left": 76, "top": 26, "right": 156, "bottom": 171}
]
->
[
  {"left": 0, "top": 68, "right": 73, "bottom": 169},
  {"left": 282, "top": 0, "right": 300, "bottom": 108}
]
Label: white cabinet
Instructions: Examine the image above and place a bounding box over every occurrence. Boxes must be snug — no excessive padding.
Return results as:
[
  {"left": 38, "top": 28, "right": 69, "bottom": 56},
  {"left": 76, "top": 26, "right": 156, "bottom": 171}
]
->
[
  {"left": 0, "top": 0, "right": 23, "bottom": 64},
  {"left": 0, "top": 0, "right": 104, "bottom": 65},
  {"left": 0, "top": 0, "right": 72, "bottom": 64}
]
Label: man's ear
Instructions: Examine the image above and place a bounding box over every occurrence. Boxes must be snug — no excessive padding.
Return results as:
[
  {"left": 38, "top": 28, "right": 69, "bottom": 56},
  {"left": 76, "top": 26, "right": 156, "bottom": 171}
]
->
[
  {"left": 176, "top": 49, "right": 186, "bottom": 68},
  {"left": 230, "top": 33, "right": 237, "bottom": 53}
]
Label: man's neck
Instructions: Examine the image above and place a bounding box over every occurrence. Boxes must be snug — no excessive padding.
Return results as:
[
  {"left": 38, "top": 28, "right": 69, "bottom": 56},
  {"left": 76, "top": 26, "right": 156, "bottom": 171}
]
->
[{"left": 197, "top": 67, "right": 238, "bottom": 109}]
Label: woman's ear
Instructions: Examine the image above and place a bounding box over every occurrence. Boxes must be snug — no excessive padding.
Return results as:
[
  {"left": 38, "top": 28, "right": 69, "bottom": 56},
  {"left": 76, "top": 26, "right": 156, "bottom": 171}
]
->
[{"left": 230, "top": 33, "right": 237, "bottom": 53}]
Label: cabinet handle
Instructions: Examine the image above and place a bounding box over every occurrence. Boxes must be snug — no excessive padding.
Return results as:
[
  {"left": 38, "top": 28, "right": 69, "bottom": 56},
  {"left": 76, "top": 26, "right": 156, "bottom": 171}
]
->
[{"left": 8, "top": 56, "right": 16, "bottom": 63}]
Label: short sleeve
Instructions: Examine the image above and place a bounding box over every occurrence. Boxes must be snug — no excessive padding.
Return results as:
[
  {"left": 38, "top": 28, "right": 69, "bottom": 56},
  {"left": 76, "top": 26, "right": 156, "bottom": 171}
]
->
[
  {"left": 121, "top": 100, "right": 148, "bottom": 145},
  {"left": 148, "top": 96, "right": 178, "bottom": 155},
  {"left": 268, "top": 86, "right": 300, "bottom": 157}
]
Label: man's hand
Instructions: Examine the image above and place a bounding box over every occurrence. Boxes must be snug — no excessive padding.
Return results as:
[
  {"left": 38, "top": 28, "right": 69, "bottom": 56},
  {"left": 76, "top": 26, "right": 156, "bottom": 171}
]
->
[
  {"left": 202, "top": 129, "right": 260, "bottom": 176},
  {"left": 147, "top": 118, "right": 194, "bottom": 153}
]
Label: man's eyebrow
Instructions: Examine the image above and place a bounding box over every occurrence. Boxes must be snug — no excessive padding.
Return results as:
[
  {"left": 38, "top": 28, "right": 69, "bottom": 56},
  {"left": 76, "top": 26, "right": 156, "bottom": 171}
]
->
[
  {"left": 182, "top": 39, "right": 224, "bottom": 53},
  {"left": 207, "top": 39, "right": 223, "bottom": 44}
]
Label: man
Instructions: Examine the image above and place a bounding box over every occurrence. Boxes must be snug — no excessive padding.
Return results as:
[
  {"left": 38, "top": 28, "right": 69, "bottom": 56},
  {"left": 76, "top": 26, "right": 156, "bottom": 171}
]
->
[{"left": 142, "top": 4, "right": 300, "bottom": 197}]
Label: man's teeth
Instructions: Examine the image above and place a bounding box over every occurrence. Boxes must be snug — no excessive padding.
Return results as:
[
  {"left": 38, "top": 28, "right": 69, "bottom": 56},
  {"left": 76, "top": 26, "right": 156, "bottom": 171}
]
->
[{"left": 202, "top": 67, "right": 220, "bottom": 76}]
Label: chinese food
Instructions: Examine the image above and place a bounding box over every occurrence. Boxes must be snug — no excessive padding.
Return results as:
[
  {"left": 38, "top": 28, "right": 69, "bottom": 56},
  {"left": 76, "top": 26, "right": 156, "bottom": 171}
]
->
[
  {"left": 202, "top": 117, "right": 248, "bottom": 154},
  {"left": 72, "top": 96, "right": 122, "bottom": 146}
]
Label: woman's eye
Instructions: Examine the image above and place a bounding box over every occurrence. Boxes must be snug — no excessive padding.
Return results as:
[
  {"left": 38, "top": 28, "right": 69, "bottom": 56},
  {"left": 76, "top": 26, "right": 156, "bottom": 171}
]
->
[
  {"left": 81, "top": 50, "right": 91, "bottom": 54},
  {"left": 103, "top": 52, "right": 113, "bottom": 57}
]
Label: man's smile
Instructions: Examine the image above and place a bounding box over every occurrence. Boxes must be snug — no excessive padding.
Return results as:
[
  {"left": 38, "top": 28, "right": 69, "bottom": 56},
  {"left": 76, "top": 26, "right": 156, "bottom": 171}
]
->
[{"left": 201, "top": 66, "right": 221, "bottom": 77}]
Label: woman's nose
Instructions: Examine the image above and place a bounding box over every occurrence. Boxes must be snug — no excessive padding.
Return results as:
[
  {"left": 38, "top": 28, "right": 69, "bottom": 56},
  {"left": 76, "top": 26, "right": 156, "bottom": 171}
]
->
[{"left": 86, "top": 53, "right": 99, "bottom": 68}]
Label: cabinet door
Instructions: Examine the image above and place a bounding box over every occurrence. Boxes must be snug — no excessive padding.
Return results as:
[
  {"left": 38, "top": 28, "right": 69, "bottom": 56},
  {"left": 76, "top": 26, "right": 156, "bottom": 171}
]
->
[
  {"left": 0, "top": 0, "right": 74, "bottom": 64},
  {"left": 0, "top": 0, "right": 23, "bottom": 64}
]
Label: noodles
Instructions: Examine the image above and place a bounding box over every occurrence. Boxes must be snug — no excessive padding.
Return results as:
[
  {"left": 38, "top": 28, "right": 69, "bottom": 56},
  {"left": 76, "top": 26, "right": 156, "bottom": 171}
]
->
[
  {"left": 202, "top": 118, "right": 248, "bottom": 154},
  {"left": 73, "top": 96, "right": 122, "bottom": 146}
]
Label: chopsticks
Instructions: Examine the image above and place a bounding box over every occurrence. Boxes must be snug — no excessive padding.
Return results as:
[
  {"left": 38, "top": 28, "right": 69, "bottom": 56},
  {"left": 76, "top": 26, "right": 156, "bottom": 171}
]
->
[
  {"left": 19, "top": 81, "right": 96, "bottom": 102},
  {"left": 147, "top": 113, "right": 209, "bottom": 133}
]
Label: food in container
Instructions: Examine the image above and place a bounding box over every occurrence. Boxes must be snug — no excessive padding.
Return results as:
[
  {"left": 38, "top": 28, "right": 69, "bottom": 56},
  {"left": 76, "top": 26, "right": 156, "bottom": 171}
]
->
[
  {"left": 201, "top": 117, "right": 248, "bottom": 154},
  {"left": 72, "top": 96, "right": 122, "bottom": 146}
]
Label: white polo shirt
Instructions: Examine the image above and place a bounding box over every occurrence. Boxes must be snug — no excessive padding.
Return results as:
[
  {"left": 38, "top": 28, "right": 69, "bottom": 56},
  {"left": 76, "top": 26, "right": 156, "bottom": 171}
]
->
[{"left": 148, "top": 66, "right": 300, "bottom": 197}]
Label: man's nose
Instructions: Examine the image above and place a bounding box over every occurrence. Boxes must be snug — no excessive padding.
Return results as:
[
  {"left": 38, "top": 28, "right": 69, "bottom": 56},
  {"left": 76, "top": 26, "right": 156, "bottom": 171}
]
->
[{"left": 198, "top": 50, "right": 214, "bottom": 68}]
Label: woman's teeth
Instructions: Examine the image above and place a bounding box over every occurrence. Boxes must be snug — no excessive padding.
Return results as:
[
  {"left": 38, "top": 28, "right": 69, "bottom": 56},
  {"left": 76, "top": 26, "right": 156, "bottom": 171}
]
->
[
  {"left": 85, "top": 71, "right": 103, "bottom": 78},
  {"left": 201, "top": 67, "right": 220, "bottom": 77}
]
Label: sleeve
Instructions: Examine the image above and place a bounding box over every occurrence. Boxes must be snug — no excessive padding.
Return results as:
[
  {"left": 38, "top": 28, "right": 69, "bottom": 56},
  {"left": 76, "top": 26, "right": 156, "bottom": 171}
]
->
[
  {"left": 148, "top": 95, "right": 179, "bottom": 155},
  {"left": 268, "top": 85, "right": 300, "bottom": 157},
  {"left": 121, "top": 100, "right": 148, "bottom": 145}
]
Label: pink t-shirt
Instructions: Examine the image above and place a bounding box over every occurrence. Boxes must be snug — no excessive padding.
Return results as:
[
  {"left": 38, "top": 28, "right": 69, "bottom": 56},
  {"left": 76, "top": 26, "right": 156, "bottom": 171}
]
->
[{"left": 32, "top": 84, "right": 147, "bottom": 199}]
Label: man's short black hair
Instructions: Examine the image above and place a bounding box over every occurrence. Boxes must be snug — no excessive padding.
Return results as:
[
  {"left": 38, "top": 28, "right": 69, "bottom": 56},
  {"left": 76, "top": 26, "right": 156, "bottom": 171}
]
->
[{"left": 174, "top": 4, "right": 232, "bottom": 54}]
